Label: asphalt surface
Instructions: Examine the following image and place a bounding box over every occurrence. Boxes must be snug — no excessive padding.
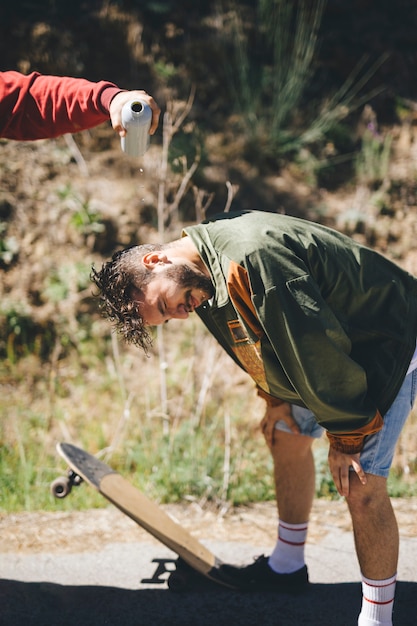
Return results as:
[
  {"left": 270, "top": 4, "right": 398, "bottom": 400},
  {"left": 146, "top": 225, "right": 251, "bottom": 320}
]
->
[{"left": 1, "top": 509, "right": 417, "bottom": 626}]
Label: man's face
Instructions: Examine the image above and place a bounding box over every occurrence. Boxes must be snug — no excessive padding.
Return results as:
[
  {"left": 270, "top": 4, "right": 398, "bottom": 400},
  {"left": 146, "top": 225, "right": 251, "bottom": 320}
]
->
[{"left": 136, "top": 263, "right": 214, "bottom": 326}]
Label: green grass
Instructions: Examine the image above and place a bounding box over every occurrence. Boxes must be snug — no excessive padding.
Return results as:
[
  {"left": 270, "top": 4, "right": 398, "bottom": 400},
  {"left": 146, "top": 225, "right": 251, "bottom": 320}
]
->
[
  {"left": 0, "top": 407, "right": 275, "bottom": 512},
  {"left": 1, "top": 318, "right": 417, "bottom": 513},
  {"left": 0, "top": 319, "right": 276, "bottom": 512}
]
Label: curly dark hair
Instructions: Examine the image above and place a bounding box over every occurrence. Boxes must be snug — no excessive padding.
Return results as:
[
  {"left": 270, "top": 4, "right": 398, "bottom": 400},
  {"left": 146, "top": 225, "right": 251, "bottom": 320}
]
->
[{"left": 90, "top": 244, "right": 163, "bottom": 353}]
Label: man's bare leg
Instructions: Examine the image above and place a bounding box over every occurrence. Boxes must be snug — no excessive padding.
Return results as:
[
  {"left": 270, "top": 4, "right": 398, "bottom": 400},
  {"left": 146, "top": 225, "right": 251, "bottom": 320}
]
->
[
  {"left": 271, "top": 430, "right": 316, "bottom": 523},
  {"left": 217, "top": 430, "right": 314, "bottom": 587},
  {"left": 346, "top": 473, "right": 398, "bottom": 579},
  {"left": 347, "top": 473, "right": 398, "bottom": 625},
  {"left": 266, "top": 431, "right": 316, "bottom": 574}
]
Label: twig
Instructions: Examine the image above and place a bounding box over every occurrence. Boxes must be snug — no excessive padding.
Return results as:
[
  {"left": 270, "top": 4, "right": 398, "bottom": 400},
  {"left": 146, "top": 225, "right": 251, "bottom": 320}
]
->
[
  {"left": 63, "top": 133, "right": 89, "bottom": 177},
  {"left": 172, "top": 84, "right": 196, "bottom": 132},
  {"left": 191, "top": 341, "right": 219, "bottom": 427},
  {"left": 193, "top": 186, "right": 215, "bottom": 222},
  {"left": 221, "top": 411, "right": 231, "bottom": 505},
  {"left": 102, "top": 391, "right": 135, "bottom": 461},
  {"left": 157, "top": 325, "right": 170, "bottom": 436},
  {"left": 167, "top": 152, "right": 201, "bottom": 222},
  {"left": 224, "top": 180, "right": 238, "bottom": 212}
]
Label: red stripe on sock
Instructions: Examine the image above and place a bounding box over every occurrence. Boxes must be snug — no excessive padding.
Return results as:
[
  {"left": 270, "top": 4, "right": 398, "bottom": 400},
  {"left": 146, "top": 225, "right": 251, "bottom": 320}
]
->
[
  {"left": 279, "top": 522, "right": 308, "bottom": 532},
  {"left": 364, "top": 580, "right": 396, "bottom": 589},
  {"left": 363, "top": 596, "right": 395, "bottom": 606},
  {"left": 278, "top": 537, "right": 306, "bottom": 547}
]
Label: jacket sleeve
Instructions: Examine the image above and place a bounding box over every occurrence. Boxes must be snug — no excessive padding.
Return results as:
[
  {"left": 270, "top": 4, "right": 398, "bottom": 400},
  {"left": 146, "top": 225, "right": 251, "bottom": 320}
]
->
[
  {"left": 0, "top": 71, "right": 122, "bottom": 140},
  {"left": 252, "top": 272, "right": 383, "bottom": 451},
  {"left": 326, "top": 411, "right": 383, "bottom": 454}
]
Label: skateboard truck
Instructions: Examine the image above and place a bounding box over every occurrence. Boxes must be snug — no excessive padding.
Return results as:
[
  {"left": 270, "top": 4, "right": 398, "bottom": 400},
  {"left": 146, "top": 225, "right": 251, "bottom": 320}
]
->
[
  {"left": 50, "top": 469, "right": 83, "bottom": 498},
  {"left": 140, "top": 558, "right": 177, "bottom": 585}
]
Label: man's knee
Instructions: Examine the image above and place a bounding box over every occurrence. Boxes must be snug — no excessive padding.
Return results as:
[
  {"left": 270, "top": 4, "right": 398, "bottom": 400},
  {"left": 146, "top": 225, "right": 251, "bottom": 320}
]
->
[
  {"left": 269, "top": 430, "right": 314, "bottom": 461},
  {"left": 346, "top": 473, "right": 390, "bottom": 518}
]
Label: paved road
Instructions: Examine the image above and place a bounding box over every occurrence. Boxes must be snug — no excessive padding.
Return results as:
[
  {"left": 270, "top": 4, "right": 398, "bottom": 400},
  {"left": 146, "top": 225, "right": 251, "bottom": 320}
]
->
[
  {"left": 1, "top": 577, "right": 416, "bottom": 626},
  {"left": 1, "top": 501, "right": 416, "bottom": 625}
]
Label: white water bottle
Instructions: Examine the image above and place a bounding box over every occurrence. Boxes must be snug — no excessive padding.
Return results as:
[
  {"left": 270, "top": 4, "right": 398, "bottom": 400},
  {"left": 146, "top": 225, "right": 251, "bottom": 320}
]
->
[{"left": 121, "top": 99, "right": 152, "bottom": 157}]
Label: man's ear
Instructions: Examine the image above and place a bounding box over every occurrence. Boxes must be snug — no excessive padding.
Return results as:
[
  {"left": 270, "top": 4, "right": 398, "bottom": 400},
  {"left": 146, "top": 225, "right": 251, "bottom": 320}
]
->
[{"left": 142, "top": 251, "right": 169, "bottom": 269}]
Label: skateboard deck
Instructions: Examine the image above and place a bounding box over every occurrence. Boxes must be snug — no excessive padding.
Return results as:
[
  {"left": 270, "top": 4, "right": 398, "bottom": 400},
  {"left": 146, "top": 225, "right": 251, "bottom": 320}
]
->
[{"left": 52, "top": 442, "right": 237, "bottom": 590}]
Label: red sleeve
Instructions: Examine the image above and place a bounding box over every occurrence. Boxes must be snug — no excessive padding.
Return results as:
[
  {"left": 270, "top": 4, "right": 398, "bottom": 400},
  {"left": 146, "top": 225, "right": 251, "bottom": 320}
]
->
[{"left": 0, "top": 71, "right": 122, "bottom": 140}]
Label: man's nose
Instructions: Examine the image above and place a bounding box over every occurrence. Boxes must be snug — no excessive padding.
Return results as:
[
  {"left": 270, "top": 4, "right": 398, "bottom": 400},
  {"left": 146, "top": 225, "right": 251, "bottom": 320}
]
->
[{"left": 167, "top": 305, "right": 189, "bottom": 320}]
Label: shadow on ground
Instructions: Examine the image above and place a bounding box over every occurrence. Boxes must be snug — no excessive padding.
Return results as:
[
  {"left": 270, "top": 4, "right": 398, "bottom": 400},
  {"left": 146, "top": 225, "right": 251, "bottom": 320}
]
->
[{"left": 0, "top": 580, "right": 416, "bottom": 626}]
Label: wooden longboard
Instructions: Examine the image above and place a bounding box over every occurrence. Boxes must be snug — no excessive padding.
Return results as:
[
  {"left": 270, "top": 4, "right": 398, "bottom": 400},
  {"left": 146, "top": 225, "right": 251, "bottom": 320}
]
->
[{"left": 52, "top": 443, "right": 236, "bottom": 590}]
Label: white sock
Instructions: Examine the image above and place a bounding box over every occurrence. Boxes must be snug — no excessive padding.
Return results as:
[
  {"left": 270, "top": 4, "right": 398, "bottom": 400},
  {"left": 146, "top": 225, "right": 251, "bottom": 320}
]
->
[
  {"left": 358, "top": 573, "right": 396, "bottom": 626},
  {"left": 268, "top": 520, "right": 308, "bottom": 574}
]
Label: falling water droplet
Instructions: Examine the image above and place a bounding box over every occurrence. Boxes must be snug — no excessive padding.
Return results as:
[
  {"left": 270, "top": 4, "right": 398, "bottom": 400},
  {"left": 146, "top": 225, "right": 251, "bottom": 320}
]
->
[{"left": 139, "top": 167, "right": 145, "bottom": 202}]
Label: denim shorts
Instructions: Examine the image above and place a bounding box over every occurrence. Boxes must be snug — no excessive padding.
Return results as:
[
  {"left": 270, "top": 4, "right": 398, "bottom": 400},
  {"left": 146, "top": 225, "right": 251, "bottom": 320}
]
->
[{"left": 274, "top": 369, "right": 417, "bottom": 477}]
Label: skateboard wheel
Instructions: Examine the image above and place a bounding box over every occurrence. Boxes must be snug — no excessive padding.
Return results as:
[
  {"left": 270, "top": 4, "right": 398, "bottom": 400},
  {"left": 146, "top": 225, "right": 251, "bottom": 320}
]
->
[{"left": 50, "top": 476, "right": 72, "bottom": 498}]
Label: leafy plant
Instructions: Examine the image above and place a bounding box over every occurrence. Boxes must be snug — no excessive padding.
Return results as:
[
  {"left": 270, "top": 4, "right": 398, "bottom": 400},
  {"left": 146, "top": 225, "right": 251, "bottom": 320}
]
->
[
  {"left": 356, "top": 121, "right": 393, "bottom": 188},
  {"left": 224, "top": 0, "right": 325, "bottom": 148},
  {"left": 57, "top": 184, "right": 104, "bottom": 238},
  {"left": 223, "top": 0, "right": 387, "bottom": 166},
  {"left": 258, "top": 0, "right": 327, "bottom": 142},
  {"left": 0, "top": 223, "right": 19, "bottom": 266},
  {"left": 0, "top": 302, "right": 55, "bottom": 362},
  {"left": 43, "top": 262, "right": 91, "bottom": 303}
]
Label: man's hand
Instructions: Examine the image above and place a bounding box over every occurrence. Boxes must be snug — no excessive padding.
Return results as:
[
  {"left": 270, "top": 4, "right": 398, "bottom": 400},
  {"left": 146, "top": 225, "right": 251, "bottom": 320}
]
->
[
  {"left": 328, "top": 447, "right": 367, "bottom": 497},
  {"left": 109, "top": 90, "right": 160, "bottom": 137},
  {"left": 260, "top": 402, "right": 300, "bottom": 449}
]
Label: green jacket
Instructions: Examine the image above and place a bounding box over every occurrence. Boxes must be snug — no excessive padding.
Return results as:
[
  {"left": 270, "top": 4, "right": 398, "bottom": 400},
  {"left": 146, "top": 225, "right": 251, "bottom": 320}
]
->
[{"left": 184, "top": 210, "right": 417, "bottom": 452}]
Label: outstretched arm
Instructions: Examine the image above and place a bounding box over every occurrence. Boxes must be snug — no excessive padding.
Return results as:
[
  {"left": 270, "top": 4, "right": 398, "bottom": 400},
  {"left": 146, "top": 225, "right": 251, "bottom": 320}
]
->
[{"left": 0, "top": 70, "right": 160, "bottom": 140}]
